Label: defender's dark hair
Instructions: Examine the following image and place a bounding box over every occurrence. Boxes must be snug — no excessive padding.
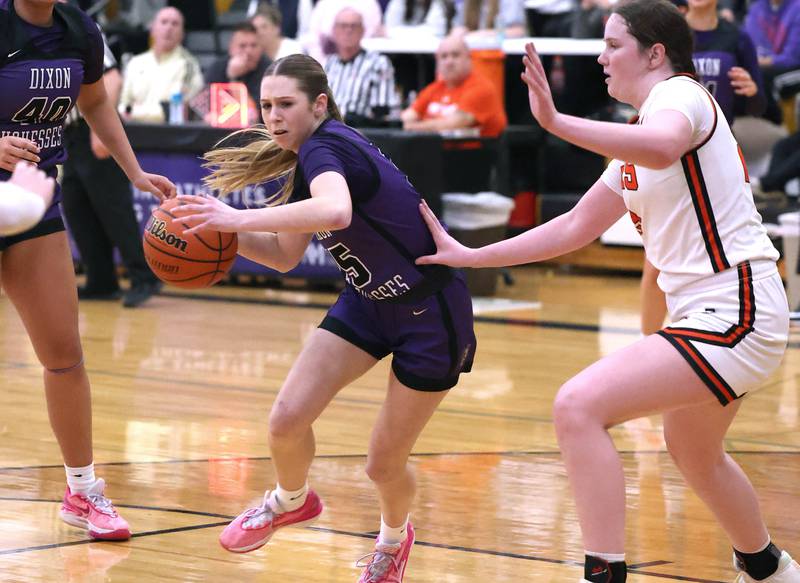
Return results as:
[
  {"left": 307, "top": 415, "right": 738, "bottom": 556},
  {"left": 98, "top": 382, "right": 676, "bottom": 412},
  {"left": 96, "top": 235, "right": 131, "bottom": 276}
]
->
[{"left": 613, "top": 0, "right": 696, "bottom": 75}]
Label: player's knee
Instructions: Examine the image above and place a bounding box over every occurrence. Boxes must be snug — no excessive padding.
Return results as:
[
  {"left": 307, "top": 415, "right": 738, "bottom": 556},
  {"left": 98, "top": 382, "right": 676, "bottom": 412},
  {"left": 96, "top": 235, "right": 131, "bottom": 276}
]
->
[
  {"left": 42, "top": 350, "right": 84, "bottom": 374},
  {"left": 268, "top": 402, "right": 309, "bottom": 442},
  {"left": 552, "top": 381, "right": 595, "bottom": 441},
  {"left": 665, "top": 431, "right": 724, "bottom": 471},
  {"left": 364, "top": 455, "right": 405, "bottom": 485}
]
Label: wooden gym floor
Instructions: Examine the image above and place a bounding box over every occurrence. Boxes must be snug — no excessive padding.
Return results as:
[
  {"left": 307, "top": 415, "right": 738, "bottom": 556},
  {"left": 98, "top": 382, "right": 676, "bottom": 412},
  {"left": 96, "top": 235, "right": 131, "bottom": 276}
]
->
[{"left": 0, "top": 266, "right": 798, "bottom": 582}]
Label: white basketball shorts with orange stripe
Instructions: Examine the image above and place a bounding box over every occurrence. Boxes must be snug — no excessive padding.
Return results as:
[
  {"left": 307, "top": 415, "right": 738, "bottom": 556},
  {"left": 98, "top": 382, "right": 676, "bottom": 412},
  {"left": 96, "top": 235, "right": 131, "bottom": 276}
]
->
[{"left": 658, "top": 260, "right": 789, "bottom": 405}]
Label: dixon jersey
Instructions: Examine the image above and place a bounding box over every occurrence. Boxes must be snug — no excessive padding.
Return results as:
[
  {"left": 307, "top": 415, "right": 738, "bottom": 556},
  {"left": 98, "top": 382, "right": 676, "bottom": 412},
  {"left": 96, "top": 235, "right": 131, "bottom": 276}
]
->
[
  {"left": 293, "top": 119, "right": 451, "bottom": 302},
  {"left": 0, "top": 0, "right": 104, "bottom": 185}
]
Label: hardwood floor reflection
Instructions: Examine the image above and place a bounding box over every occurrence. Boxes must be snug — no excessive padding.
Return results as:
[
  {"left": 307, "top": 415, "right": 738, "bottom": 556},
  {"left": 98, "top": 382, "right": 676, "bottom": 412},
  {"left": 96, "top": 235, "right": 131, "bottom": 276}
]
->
[{"left": 1, "top": 266, "right": 798, "bottom": 582}]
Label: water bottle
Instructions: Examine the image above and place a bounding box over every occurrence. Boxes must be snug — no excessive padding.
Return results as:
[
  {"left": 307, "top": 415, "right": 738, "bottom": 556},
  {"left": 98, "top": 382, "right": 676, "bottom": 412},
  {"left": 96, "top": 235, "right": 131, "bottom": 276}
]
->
[{"left": 168, "top": 91, "right": 184, "bottom": 125}]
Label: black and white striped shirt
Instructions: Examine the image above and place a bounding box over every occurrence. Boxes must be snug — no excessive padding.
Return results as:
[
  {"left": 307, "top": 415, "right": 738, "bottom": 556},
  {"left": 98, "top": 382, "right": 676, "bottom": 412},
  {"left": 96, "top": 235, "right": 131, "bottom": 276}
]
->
[
  {"left": 65, "top": 30, "right": 117, "bottom": 125},
  {"left": 324, "top": 49, "right": 399, "bottom": 119}
]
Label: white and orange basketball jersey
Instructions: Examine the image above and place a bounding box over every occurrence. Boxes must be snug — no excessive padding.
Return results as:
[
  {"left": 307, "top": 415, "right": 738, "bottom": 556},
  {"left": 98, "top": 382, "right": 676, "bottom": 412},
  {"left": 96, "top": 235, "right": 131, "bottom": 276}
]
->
[{"left": 600, "top": 75, "right": 779, "bottom": 294}]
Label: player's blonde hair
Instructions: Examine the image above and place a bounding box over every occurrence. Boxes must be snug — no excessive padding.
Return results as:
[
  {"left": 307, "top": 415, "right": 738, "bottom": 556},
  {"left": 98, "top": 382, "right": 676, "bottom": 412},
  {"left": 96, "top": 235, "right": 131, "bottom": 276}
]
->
[{"left": 202, "top": 54, "right": 343, "bottom": 205}]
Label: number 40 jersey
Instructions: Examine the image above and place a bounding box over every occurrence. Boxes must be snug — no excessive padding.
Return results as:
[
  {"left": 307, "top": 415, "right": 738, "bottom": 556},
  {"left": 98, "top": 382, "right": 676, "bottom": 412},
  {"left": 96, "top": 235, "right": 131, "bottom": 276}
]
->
[{"left": 0, "top": 0, "right": 104, "bottom": 184}]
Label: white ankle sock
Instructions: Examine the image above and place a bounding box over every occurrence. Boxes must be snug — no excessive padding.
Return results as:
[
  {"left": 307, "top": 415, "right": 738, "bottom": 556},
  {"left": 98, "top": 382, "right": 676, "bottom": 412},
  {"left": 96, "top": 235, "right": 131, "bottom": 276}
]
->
[
  {"left": 585, "top": 550, "right": 626, "bottom": 563},
  {"left": 272, "top": 483, "right": 308, "bottom": 512},
  {"left": 378, "top": 515, "right": 409, "bottom": 545},
  {"left": 65, "top": 463, "right": 96, "bottom": 494}
]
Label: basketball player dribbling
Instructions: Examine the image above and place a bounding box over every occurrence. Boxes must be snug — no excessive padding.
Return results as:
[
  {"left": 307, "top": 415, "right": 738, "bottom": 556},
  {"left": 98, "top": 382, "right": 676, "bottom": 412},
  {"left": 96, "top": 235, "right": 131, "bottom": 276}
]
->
[
  {"left": 171, "top": 53, "right": 476, "bottom": 582},
  {"left": 415, "top": 1, "right": 800, "bottom": 581},
  {"left": 0, "top": 0, "right": 175, "bottom": 540}
]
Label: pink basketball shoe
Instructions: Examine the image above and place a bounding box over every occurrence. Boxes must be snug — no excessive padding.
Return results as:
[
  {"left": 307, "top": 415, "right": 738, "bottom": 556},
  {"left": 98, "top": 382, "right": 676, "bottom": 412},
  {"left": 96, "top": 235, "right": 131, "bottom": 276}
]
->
[
  {"left": 356, "top": 523, "right": 415, "bottom": 583},
  {"left": 60, "top": 478, "right": 131, "bottom": 540},
  {"left": 219, "top": 489, "right": 324, "bottom": 553}
]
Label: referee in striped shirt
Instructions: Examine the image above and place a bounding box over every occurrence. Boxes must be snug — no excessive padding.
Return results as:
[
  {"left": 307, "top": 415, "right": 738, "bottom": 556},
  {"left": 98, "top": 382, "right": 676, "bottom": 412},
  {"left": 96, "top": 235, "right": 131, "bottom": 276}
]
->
[
  {"left": 61, "top": 22, "right": 162, "bottom": 308},
  {"left": 324, "top": 7, "right": 399, "bottom": 127}
]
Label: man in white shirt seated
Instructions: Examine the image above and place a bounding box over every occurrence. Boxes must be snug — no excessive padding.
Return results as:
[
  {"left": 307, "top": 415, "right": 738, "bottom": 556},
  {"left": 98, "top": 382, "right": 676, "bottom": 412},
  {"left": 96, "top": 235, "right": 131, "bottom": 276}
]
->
[{"left": 119, "top": 6, "right": 204, "bottom": 122}]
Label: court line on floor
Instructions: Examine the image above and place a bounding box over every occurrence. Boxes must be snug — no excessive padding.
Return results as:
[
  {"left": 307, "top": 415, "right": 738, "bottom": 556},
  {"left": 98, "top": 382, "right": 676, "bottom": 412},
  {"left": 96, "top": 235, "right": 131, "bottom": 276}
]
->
[
  {"left": 0, "top": 497, "right": 725, "bottom": 582},
  {"left": 158, "top": 290, "right": 800, "bottom": 349},
  {"left": 0, "top": 449, "right": 796, "bottom": 473}
]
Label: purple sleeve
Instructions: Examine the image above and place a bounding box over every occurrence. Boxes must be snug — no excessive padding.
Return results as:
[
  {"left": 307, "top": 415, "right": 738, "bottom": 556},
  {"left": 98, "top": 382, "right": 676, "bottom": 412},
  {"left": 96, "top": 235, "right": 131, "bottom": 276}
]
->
[
  {"left": 772, "top": 8, "right": 800, "bottom": 69},
  {"left": 299, "top": 142, "right": 347, "bottom": 185},
  {"left": 736, "top": 29, "right": 767, "bottom": 117},
  {"left": 81, "top": 14, "right": 105, "bottom": 84},
  {"left": 744, "top": 3, "right": 770, "bottom": 54}
]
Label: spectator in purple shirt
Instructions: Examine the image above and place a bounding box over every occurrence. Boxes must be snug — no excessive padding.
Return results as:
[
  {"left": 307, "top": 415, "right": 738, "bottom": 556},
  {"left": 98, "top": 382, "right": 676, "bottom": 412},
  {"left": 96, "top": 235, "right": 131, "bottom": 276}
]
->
[{"left": 744, "top": 0, "right": 800, "bottom": 123}]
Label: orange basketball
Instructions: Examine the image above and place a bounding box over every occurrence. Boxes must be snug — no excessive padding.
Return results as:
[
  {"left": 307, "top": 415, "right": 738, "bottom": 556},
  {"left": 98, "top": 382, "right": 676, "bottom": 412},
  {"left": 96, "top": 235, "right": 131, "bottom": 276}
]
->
[{"left": 143, "top": 198, "right": 238, "bottom": 289}]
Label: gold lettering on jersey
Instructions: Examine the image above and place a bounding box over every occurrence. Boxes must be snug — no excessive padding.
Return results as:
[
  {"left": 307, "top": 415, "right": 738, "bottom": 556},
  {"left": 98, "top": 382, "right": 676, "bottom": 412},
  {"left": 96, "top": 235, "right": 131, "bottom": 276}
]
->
[
  {"left": 146, "top": 217, "right": 188, "bottom": 252},
  {"left": 29, "top": 67, "right": 72, "bottom": 90},
  {"left": 366, "top": 275, "right": 411, "bottom": 300},
  {"left": 316, "top": 230, "right": 333, "bottom": 239},
  {"left": 1, "top": 127, "right": 63, "bottom": 149}
]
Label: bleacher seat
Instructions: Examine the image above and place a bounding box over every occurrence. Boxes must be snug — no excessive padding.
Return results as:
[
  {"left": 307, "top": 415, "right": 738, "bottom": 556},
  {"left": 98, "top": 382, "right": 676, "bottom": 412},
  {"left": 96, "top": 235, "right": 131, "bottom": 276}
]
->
[{"left": 185, "top": 30, "right": 219, "bottom": 54}]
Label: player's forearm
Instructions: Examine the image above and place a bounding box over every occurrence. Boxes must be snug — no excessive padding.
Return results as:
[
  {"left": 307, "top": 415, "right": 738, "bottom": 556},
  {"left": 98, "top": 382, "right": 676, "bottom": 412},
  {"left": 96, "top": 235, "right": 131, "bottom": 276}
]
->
[
  {"left": 82, "top": 100, "right": 143, "bottom": 180},
  {"left": 466, "top": 211, "right": 598, "bottom": 268},
  {"left": 548, "top": 113, "right": 680, "bottom": 169},
  {"left": 236, "top": 232, "right": 303, "bottom": 272},
  {"left": 236, "top": 196, "right": 350, "bottom": 233}
]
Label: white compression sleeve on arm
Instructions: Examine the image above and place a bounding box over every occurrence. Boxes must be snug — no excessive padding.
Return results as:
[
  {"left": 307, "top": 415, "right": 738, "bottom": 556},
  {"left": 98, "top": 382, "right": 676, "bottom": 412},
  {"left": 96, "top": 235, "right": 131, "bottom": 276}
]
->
[{"left": 0, "top": 182, "right": 47, "bottom": 236}]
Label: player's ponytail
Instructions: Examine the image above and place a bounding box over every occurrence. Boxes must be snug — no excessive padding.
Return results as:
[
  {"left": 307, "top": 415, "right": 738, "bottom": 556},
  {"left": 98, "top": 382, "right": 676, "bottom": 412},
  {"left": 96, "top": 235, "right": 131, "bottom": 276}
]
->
[{"left": 202, "top": 54, "right": 343, "bottom": 205}]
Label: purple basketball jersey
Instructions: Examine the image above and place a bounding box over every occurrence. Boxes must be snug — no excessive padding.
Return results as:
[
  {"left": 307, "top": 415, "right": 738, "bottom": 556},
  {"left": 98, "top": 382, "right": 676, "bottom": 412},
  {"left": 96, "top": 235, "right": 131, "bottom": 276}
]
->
[
  {"left": 0, "top": 0, "right": 104, "bottom": 189},
  {"left": 295, "top": 119, "right": 448, "bottom": 302}
]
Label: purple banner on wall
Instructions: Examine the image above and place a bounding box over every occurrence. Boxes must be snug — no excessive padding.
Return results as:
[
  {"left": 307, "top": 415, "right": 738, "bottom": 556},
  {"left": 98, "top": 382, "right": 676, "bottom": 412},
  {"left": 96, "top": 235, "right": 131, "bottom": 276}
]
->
[{"left": 70, "top": 151, "right": 341, "bottom": 281}]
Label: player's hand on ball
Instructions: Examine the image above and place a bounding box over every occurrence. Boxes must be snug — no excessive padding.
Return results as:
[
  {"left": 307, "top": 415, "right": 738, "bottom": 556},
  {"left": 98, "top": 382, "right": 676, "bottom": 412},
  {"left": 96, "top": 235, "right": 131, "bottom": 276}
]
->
[
  {"left": 133, "top": 172, "right": 177, "bottom": 201},
  {"left": 415, "top": 199, "right": 476, "bottom": 268},
  {"left": 173, "top": 194, "right": 240, "bottom": 235}
]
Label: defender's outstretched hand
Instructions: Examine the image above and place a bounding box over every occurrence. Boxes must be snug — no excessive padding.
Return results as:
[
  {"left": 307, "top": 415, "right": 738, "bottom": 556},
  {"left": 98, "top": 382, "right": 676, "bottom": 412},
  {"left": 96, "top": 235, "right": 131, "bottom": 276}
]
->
[
  {"left": 521, "top": 42, "right": 558, "bottom": 131},
  {"left": 415, "top": 199, "right": 475, "bottom": 267},
  {"left": 171, "top": 194, "right": 241, "bottom": 235}
]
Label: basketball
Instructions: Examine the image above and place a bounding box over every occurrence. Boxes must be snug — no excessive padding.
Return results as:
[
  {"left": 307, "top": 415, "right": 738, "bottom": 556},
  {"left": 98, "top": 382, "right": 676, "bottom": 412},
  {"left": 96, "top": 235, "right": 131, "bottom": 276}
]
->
[{"left": 143, "top": 198, "right": 238, "bottom": 289}]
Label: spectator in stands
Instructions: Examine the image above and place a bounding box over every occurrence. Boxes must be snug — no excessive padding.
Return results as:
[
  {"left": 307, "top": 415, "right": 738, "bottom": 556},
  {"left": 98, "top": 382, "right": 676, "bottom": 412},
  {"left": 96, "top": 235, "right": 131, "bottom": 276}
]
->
[
  {"left": 252, "top": 3, "right": 305, "bottom": 61},
  {"left": 205, "top": 22, "right": 271, "bottom": 104},
  {"left": 401, "top": 33, "right": 507, "bottom": 137},
  {"left": 689, "top": 0, "right": 766, "bottom": 124},
  {"left": 383, "top": 0, "right": 450, "bottom": 37},
  {"left": 119, "top": 6, "right": 204, "bottom": 122},
  {"left": 100, "top": 0, "right": 167, "bottom": 57},
  {"left": 324, "top": 6, "right": 399, "bottom": 126},
  {"left": 452, "top": 0, "right": 527, "bottom": 38},
  {"left": 744, "top": 0, "right": 800, "bottom": 124},
  {"left": 300, "top": 0, "right": 384, "bottom": 63},
  {"left": 524, "top": 0, "right": 573, "bottom": 36}
]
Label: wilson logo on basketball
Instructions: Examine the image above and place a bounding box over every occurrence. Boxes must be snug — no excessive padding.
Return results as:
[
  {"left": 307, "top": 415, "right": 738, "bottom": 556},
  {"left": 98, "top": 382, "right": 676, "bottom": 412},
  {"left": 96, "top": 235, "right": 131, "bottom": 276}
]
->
[{"left": 146, "top": 218, "right": 188, "bottom": 252}]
